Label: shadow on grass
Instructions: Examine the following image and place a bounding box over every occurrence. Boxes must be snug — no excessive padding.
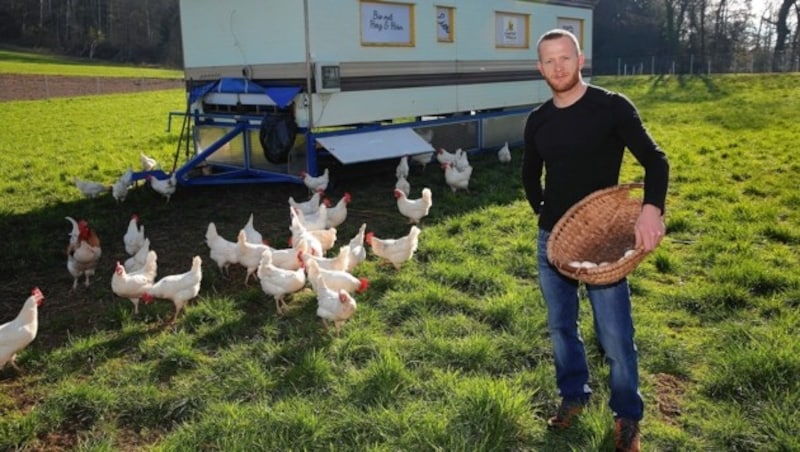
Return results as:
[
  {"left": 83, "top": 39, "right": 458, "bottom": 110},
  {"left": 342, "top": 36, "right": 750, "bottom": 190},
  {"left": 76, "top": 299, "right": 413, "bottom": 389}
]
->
[{"left": 0, "top": 149, "right": 524, "bottom": 337}]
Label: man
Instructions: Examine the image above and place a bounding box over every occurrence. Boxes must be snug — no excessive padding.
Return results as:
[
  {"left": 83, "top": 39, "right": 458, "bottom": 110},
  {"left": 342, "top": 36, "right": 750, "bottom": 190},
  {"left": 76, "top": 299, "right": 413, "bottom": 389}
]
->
[{"left": 521, "top": 29, "right": 669, "bottom": 452}]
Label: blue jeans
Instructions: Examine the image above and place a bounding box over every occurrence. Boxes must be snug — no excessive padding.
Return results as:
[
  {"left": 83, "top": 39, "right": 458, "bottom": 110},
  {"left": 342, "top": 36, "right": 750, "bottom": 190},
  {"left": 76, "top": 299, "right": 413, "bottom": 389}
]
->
[{"left": 537, "top": 229, "right": 644, "bottom": 420}]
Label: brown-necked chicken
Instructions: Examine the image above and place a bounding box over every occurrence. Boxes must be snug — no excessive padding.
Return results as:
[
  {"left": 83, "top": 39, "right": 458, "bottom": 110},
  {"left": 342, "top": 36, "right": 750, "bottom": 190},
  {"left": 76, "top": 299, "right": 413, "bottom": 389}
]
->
[
  {"left": 66, "top": 216, "right": 102, "bottom": 290},
  {"left": 0, "top": 288, "right": 44, "bottom": 372}
]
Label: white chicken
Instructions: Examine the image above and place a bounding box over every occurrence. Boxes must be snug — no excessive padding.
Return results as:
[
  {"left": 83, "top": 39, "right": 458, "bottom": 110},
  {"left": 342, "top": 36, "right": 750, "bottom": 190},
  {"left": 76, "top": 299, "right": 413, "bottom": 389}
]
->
[
  {"left": 306, "top": 227, "right": 338, "bottom": 254},
  {"left": 74, "top": 177, "right": 110, "bottom": 198},
  {"left": 395, "top": 174, "right": 411, "bottom": 196},
  {"left": 395, "top": 187, "right": 433, "bottom": 224},
  {"left": 497, "top": 141, "right": 512, "bottom": 163},
  {"left": 293, "top": 204, "right": 328, "bottom": 231},
  {"left": 140, "top": 152, "right": 159, "bottom": 171},
  {"left": 242, "top": 212, "right": 265, "bottom": 245},
  {"left": 366, "top": 225, "right": 421, "bottom": 270},
  {"left": 119, "top": 166, "right": 134, "bottom": 187},
  {"left": 416, "top": 127, "right": 434, "bottom": 143},
  {"left": 66, "top": 216, "right": 102, "bottom": 290},
  {"left": 124, "top": 237, "right": 151, "bottom": 272},
  {"left": 443, "top": 161, "right": 473, "bottom": 193},
  {"left": 257, "top": 248, "right": 306, "bottom": 314},
  {"left": 111, "top": 177, "right": 129, "bottom": 203},
  {"left": 146, "top": 172, "right": 177, "bottom": 202},
  {"left": 111, "top": 252, "right": 157, "bottom": 314},
  {"left": 410, "top": 151, "right": 434, "bottom": 170},
  {"left": 0, "top": 288, "right": 44, "bottom": 372},
  {"left": 300, "top": 245, "right": 351, "bottom": 272},
  {"left": 236, "top": 229, "right": 270, "bottom": 285},
  {"left": 205, "top": 222, "right": 239, "bottom": 276},
  {"left": 123, "top": 214, "right": 146, "bottom": 256},
  {"left": 141, "top": 255, "right": 203, "bottom": 322},
  {"left": 346, "top": 223, "right": 368, "bottom": 272},
  {"left": 265, "top": 244, "right": 304, "bottom": 271},
  {"left": 436, "top": 147, "right": 458, "bottom": 165},
  {"left": 305, "top": 257, "right": 368, "bottom": 295},
  {"left": 112, "top": 167, "right": 134, "bottom": 202},
  {"left": 289, "top": 209, "right": 324, "bottom": 258},
  {"left": 454, "top": 148, "right": 471, "bottom": 171},
  {"left": 315, "top": 280, "right": 357, "bottom": 335},
  {"left": 300, "top": 168, "right": 330, "bottom": 193},
  {"left": 395, "top": 155, "right": 409, "bottom": 179},
  {"left": 325, "top": 192, "right": 351, "bottom": 229},
  {"left": 288, "top": 189, "right": 324, "bottom": 215}
]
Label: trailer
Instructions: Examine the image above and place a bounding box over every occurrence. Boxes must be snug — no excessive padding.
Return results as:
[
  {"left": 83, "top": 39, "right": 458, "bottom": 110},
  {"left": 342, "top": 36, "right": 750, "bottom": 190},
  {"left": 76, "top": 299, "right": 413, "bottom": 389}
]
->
[{"left": 159, "top": 0, "right": 594, "bottom": 186}]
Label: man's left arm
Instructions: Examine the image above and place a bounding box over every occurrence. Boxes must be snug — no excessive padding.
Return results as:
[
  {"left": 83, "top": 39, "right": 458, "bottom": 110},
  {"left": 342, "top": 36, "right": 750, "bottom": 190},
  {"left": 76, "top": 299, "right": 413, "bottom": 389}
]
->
[{"left": 615, "top": 95, "right": 670, "bottom": 252}]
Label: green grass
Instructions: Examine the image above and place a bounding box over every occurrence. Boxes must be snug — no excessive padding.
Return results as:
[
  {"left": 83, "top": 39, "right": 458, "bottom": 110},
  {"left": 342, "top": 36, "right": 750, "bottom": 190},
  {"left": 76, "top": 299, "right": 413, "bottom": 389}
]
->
[
  {"left": 0, "top": 48, "right": 182, "bottom": 78},
  {"left": 0, "top": 73, "right": 799, "bottom": 451}
]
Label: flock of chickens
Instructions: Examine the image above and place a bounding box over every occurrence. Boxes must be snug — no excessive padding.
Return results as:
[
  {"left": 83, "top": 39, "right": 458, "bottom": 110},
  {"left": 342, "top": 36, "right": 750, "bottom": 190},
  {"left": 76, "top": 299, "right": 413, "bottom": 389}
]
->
[
  {"left": 73, "top": 152, "right": 178, "bottom": 203},
  {"left": 1, "top": 141, "right": 514, "bottom": 373}
]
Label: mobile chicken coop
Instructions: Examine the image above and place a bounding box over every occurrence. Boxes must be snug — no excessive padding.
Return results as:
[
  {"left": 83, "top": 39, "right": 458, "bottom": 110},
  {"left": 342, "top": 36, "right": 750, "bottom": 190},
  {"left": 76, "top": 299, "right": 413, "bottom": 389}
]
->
[{"left": 165, "top": 0, "right": 594, "bottom": 185}]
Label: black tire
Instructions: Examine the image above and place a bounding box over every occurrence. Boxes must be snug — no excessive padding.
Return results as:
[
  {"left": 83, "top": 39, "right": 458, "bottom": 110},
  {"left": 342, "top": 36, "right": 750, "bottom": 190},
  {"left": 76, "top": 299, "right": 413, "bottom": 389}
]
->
[{"left": 259, "top": 109, "right": 297, "bottom": 164}]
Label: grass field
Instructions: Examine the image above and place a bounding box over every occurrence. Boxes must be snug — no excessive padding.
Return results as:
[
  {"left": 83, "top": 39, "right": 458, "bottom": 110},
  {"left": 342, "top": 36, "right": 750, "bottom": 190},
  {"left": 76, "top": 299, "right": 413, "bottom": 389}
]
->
[{"left": 0, "top": 50, "right": 799, "bottom": 450}]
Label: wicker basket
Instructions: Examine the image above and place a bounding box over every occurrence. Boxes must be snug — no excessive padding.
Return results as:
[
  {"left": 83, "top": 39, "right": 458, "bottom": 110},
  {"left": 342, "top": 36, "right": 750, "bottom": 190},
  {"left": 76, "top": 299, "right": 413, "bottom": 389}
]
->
[{"left": 547, "top": 183, "right": 648, "bottom": 285}]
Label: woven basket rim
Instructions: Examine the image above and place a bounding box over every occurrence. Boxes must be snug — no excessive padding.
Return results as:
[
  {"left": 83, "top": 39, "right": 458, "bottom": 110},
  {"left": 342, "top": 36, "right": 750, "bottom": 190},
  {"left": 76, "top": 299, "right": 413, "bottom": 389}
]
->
[{"left": 547, "top": 183, "right": 647, "bottom": 285}]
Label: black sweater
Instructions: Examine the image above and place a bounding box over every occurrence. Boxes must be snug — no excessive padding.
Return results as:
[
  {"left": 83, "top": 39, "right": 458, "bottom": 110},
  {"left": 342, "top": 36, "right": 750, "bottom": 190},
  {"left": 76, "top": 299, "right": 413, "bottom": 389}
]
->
[{"left": 521, "top": 85, "right": 669, "bottom": 232}]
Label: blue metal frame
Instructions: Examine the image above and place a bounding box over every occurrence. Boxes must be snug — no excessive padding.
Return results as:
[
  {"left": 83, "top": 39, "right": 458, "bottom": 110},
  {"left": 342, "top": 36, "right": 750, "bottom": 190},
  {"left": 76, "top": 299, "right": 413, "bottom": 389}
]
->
[{"left": 144, "top": 106, "right": 529, "bottom": 186}]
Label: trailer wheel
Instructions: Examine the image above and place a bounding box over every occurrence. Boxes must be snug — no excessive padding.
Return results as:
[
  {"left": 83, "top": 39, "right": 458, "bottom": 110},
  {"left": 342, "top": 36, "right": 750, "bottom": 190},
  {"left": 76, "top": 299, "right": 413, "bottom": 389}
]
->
[{"left": 259, "top": 109, "right": 297, "bottom": 164}]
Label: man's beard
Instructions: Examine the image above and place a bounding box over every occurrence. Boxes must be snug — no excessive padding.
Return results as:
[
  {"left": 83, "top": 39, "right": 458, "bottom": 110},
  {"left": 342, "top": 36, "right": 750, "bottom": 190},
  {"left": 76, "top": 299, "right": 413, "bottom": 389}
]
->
[{"left": 545, "top": 70, "right": 581, "bottom": 94}]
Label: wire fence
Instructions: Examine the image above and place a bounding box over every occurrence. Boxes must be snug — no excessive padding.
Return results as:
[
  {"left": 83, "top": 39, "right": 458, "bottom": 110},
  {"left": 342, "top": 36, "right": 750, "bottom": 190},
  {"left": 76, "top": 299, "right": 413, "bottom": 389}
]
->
[{"left": 592, "top": 49, "right": 800, "bottom": 76}]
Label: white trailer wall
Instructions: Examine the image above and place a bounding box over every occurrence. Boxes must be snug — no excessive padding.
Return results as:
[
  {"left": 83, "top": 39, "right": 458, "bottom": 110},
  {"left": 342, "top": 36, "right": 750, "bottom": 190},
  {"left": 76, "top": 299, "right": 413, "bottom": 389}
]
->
[{"left": 179, "top": 0, "right": 593, "bottom": 128}]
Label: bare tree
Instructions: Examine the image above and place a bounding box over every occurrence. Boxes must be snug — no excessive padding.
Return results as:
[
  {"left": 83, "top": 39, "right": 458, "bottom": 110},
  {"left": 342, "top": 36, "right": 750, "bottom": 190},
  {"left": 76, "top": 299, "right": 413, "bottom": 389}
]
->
[{"left": 772, "top": 0, "right": 798, "bottom": 70}]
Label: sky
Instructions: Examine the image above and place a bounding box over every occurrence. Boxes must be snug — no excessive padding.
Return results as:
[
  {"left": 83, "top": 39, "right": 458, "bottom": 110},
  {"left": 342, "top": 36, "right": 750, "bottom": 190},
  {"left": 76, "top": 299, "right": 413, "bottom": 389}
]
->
[{"left": 749, "top": 0, "right": 776, "bottom": 16}]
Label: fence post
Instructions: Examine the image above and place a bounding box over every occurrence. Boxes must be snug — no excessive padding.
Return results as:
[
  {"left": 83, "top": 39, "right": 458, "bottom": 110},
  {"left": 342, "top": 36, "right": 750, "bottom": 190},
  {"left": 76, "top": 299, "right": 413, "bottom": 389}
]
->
[
  {"left": 617, "top": 58, "right": 621, "bottom": 76},
  {"left": 690, "top": 54, "right": 694, "bottom": 74},
  {"left": 651, "top": 56, "right": 655, "bottom": 75}
]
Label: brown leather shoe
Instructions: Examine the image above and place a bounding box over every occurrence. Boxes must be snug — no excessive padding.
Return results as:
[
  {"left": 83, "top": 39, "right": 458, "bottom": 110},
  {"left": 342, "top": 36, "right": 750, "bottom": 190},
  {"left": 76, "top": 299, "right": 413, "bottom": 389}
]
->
[
  {"left": 614, "top": 418, "right": 641, "bottom": 452},
  {"left": 546, "top": 399, "right": 585, "bottom": 429}
]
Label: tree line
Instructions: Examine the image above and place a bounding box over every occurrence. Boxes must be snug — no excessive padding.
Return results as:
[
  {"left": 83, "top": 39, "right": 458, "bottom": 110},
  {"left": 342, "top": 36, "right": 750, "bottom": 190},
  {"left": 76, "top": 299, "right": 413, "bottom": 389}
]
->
[{"left": 0, "top": 0, "right": 797, "bottom": 74}]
